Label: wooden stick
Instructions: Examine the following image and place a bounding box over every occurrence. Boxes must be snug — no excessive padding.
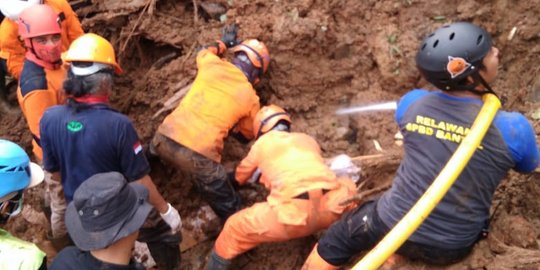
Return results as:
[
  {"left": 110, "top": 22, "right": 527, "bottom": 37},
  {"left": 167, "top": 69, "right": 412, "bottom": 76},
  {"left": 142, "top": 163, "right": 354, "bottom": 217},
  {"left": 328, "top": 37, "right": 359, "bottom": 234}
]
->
[
  {"left": 350, "top": 154, "right": 385, "bottom": 162},
  {"left": 193, "top": 0, "right": 199, "bottom": 24},
  {"left": 119, "top": 0, "right": 152, "bottom": 56},
  {"left": 339, "top": 182, "right": 392, "bottom": 206},
  {"left": 152, "top": 83, "right": 193, "bottom": 119}
]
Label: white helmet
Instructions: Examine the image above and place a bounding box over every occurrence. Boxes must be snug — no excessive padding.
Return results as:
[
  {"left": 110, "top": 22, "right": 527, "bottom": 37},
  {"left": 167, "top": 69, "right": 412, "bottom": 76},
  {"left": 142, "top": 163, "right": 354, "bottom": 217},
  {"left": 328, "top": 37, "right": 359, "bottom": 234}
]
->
[{"left": 0, "top": 0, "right": 41, "bottom": 21}]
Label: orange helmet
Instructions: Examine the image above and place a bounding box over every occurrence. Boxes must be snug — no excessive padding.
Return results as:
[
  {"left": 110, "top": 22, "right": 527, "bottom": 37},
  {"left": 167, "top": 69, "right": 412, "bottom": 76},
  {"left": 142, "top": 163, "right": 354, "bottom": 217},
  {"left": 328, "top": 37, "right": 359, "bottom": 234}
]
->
[
  {"left": 64, "top": 33, "right": 123, "bottom": 75},
  {"left": 18, "top": 4, "right": 61, "bottom": 46},
  {"left": 232, "top": 39, "right": 270, "bottom": 74},
  {"left": 253, "top": 104, "right": 291, "bottom": 139}
]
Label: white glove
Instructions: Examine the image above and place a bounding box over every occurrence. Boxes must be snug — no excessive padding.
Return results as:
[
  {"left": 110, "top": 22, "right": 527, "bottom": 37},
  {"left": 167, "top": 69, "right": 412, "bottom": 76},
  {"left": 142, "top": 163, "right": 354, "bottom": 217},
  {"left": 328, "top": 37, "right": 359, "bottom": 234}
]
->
[{"left": 160, "top": 203, "right": 182, "bottom": 234}]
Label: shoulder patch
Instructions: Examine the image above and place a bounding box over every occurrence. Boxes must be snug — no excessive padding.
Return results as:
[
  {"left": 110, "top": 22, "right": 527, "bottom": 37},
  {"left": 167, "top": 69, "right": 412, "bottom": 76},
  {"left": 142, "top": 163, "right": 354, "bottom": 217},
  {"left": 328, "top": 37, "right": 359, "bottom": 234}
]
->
[{"left": 19, "top": 60, "right": 47, "bottom": 97}]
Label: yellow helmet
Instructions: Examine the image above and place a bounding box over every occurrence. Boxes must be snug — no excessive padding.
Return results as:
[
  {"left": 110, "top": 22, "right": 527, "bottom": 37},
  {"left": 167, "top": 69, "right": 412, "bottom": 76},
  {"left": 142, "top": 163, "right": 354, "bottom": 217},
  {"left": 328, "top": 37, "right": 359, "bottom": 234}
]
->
[
  {"left": 64, "top": 33, "right": 122, "bottom": 75},
  {"left": 253, "top": 104, "right": 291, "bottom": 139}
]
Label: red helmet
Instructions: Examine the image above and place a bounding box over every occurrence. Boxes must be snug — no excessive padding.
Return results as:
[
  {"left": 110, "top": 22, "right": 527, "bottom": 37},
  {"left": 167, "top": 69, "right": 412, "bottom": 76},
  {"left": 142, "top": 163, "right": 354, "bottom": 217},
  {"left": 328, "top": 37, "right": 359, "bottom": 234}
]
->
[
  {"left": 253, "top": 104, "right": 291, "bottom": 139},
  {"left": 18, "top": 4, "right": 61, "bottom": 45},
  {"left": 232, "top": 39, "right": 270, "bottom": 74}
]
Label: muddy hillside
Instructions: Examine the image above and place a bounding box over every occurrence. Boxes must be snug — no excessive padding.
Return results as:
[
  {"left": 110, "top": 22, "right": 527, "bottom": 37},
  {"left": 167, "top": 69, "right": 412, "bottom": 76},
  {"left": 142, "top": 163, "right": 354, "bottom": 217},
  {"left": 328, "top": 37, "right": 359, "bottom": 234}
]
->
[{"left": 1, "top": 0, "right": 539, "bottom": 269}]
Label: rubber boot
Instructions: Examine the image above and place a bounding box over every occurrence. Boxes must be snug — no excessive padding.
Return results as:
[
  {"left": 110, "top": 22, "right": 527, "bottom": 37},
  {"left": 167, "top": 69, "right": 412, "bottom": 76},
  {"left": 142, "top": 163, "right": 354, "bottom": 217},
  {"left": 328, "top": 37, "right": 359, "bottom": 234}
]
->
[
  {"left": 139, "top": 209, "right": 182, "bottom": 270},
  {"left": 205, "top": 249, "right": 231, "bottom": 270},
  {"left": 147, "top": 241, "right": 181, "bottom": 270}
]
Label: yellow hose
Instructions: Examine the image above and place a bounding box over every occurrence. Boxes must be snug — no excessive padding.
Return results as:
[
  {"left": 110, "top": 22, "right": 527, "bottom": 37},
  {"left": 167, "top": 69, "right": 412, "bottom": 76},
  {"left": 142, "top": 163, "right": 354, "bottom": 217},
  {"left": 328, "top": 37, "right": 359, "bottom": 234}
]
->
[{"left": 352, "top": 93, "right": 501, "bottom": 270}]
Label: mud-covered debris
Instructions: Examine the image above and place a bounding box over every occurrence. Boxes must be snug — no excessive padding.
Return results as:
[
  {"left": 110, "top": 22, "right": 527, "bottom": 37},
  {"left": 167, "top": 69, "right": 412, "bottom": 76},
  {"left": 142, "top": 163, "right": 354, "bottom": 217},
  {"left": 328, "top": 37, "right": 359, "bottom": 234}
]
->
[
  {"left": 199, "top": 1, "right": 227, "bottom": 20},
  {"left": 133, "top": 241, "right": 157, "bottom": 269},
  {"left": 532, "top": 109, "right": 540, "bottom": 120},
  {"left": 97, "top": 0, "right": 148, "bottom": 12}
]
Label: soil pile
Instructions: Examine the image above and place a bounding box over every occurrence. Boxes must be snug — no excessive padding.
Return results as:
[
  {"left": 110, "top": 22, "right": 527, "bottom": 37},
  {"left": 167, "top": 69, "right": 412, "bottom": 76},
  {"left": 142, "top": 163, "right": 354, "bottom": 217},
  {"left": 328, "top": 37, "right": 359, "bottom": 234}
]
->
[{"left": 1, "top": 0, "right": 539, "bottom": 269}]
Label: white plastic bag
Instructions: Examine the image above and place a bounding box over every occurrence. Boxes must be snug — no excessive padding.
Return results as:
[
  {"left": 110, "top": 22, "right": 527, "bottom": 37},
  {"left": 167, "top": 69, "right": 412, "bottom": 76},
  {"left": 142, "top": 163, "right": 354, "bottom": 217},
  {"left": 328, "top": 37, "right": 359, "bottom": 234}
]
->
[{"left": 329, "top": 154, "right": 361, "bottom": 184}]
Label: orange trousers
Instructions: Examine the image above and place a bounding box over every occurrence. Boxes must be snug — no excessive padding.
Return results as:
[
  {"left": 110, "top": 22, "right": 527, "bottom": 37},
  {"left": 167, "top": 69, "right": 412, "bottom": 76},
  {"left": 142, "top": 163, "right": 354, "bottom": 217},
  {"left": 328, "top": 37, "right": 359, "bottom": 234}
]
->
[{"left": 214, "top": 186, "right": 355, "bottom": 259}]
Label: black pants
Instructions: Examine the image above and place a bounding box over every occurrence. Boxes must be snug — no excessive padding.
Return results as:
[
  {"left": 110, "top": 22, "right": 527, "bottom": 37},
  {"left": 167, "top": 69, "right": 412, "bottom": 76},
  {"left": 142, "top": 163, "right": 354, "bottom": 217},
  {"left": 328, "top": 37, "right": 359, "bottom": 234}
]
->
[
  {"left": 138, "top": 209, "right": 182, "bottom": 270},
  {"left": 317, "top": 200, "right": 474, "bottom": 266},
  {"left": 0, "top": 58, "right": 7, "bottom": 101},
  {"left": 151, "top": 133, "right": 242, "bottom": 222}
]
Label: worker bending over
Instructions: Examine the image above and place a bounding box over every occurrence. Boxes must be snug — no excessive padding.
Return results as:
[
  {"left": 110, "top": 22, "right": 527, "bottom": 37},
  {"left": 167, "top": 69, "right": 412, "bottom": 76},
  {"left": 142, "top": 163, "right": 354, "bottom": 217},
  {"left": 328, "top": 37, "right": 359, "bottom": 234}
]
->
[{"left": 206, "top": 105, "right": 357, "bottom": 270}]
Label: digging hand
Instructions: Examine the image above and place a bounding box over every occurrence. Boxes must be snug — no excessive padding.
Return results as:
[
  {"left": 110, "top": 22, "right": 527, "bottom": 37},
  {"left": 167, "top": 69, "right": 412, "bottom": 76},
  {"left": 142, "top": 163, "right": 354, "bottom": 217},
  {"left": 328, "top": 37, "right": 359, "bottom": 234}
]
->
[
  {"left": 221, "top": 23, "right": 240, "bottom": 48},
  {"left": 160, "top": 203, "right": 182, "bottom": 234}
]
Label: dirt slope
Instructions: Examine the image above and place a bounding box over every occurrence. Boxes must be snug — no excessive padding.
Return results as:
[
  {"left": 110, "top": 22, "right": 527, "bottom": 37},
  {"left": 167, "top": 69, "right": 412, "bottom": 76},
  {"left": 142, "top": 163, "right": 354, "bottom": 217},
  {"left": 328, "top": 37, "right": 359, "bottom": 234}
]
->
[{"left": 1, "top": 0, "right": 539, "bottom": 269}]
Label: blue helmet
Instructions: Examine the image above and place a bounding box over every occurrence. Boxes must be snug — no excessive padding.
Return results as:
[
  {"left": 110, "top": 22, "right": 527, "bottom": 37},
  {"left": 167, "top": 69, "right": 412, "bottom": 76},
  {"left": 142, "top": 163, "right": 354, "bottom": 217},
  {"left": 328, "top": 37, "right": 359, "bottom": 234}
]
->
[{"left": 0, "top": 139, "right": 33, "bottom": 198}]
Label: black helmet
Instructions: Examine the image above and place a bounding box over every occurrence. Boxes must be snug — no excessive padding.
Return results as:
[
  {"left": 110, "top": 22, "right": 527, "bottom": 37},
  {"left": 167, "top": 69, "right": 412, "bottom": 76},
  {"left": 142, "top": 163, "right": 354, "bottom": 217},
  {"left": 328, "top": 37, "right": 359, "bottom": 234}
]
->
[{"left": 416, "top": 22, "right": 492, "bottom": 91}]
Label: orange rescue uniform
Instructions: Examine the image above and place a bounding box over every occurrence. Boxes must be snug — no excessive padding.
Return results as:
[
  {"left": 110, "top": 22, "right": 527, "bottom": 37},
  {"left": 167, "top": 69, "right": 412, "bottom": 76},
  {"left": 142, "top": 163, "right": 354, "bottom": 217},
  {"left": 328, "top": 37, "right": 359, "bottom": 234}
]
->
[
  {"left": 214, "top": 131, "right": 357, "bottom": 259},
  {"left": 0, "top": 0, "right": 83, "bottom": 79},
  {"left": 157, "top": 45, "right": 260, "bottom": 163},
  {"left": 17, "top": 60, "right": 65, "bottom": 160}
]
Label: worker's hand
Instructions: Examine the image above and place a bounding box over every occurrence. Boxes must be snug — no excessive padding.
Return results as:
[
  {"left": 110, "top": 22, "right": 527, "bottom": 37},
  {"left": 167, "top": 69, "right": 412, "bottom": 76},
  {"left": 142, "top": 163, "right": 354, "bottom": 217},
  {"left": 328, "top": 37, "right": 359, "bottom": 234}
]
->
[
  {"left": 160, "top": 203, "right": 182, "bottom": 234},
  {"left": 221, "top": 23, "right": 240, "bottom": 48}
]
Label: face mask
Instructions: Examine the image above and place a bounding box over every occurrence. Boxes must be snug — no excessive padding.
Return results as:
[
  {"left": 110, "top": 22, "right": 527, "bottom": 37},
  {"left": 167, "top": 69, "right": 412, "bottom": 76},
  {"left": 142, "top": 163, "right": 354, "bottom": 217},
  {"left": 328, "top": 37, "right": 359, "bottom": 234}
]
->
[{"left": 32, "top": 39, "right": 62, "bottom": 64}]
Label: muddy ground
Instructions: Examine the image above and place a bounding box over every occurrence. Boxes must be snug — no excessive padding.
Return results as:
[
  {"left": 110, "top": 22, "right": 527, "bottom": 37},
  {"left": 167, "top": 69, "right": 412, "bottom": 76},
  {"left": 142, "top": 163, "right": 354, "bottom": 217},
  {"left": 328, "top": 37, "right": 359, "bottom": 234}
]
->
[{"left": 1, "top": 0, "right": 540, "bottom": 269}]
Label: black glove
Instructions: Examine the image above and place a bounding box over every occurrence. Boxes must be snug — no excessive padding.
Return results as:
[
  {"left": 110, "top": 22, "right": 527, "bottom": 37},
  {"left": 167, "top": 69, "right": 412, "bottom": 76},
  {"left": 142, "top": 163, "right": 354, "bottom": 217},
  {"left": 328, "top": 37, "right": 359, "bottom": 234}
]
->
[{"left": 221, "top": 23, "right": 240, "bottom": 48}]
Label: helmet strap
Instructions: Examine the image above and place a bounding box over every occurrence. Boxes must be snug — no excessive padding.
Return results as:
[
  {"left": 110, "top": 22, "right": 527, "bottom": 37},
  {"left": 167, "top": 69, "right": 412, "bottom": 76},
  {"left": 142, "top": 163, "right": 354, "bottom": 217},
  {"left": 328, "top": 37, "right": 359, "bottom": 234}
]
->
[
  {"left": 241, "top": 45, "right": 265, "bottom": 75},
  {"left": 451, "top": 71, "right": 500, "bottom": 100},
  {"left": 469, "top": 72, "right": 499, "bottom": 98},
  {"left": 256, "top": 112, "right": 290, "bottom": 138},
  {"left": 232, "top": 54, "right": 260, "bottom": 85}
]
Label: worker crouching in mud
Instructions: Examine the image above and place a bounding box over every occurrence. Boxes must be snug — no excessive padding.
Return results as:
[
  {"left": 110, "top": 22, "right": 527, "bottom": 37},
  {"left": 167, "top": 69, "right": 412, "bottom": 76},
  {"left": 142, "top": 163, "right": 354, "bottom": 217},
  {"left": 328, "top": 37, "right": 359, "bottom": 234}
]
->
[
  {"left": 205, "top": 105, "right": 357, "bottom": 270},
  {"left": 151, "top": 24, "right": 270, "bottom": 222},
  {"left": 301, "top": 22, "right": 540, "bottom": 269}
]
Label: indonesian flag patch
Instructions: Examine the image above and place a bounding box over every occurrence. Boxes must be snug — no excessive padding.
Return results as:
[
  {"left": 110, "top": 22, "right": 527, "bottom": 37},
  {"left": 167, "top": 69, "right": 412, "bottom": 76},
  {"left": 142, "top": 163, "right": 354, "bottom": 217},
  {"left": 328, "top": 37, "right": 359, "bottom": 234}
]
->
[{"left": 133, "top": 141, "right": 143, "bottom": 155}]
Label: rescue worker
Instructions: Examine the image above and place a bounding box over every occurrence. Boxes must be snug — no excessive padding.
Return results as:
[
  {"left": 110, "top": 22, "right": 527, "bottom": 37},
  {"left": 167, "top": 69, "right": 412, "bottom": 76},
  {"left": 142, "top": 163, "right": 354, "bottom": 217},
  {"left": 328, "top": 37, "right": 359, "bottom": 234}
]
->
[
  {"left": 0, "top": 139, "right": 46, "bottom": 270},
  {"left": 16, "top": 4, "right": 70, "bottom": 250},
  {"left": 0, "top": 0, "right": 82, "bottom": 80},
  {"left": 205, "top": 105, "right": 357, "bottom": 270},
  {"left": 151, "top": 24, "right": 270, "bottom": 221},
  {"left": 302, "top": 22, "right": 540, "bottom": 269},
  {"left": 50, "top": 172, "right": 151, "bottom": 270},
  {"left": 39, "top": 33, "right": 182, "bottom": 269}
]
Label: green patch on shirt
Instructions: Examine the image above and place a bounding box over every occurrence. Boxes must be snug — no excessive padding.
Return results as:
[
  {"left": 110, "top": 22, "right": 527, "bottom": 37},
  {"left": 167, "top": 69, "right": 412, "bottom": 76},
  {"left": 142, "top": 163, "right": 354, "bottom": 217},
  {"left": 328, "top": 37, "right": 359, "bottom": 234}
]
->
[{"left": 67, "top": 121, "right": 84, "bottom": 132}]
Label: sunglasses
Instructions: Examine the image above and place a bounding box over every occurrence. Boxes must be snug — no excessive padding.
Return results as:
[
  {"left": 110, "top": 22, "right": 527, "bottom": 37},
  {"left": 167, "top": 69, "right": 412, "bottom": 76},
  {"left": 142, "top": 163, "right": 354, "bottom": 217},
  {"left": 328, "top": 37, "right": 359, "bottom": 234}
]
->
[{"left": 0, "top": 192, "right": 23, "bottom": 222}]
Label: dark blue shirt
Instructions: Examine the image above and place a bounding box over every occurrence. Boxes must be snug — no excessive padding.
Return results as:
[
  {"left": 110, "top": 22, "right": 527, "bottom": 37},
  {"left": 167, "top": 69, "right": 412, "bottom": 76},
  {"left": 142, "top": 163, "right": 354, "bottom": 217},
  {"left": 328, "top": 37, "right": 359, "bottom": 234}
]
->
[
  {"left": 50, "top": 246, "right": 144, "bottom": 270},
  {"left": 378, "top": 89, "right": 539, "bottom": 249},
  {"left": 40, "top": 104, "right": 150, "bottom": 202}
]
